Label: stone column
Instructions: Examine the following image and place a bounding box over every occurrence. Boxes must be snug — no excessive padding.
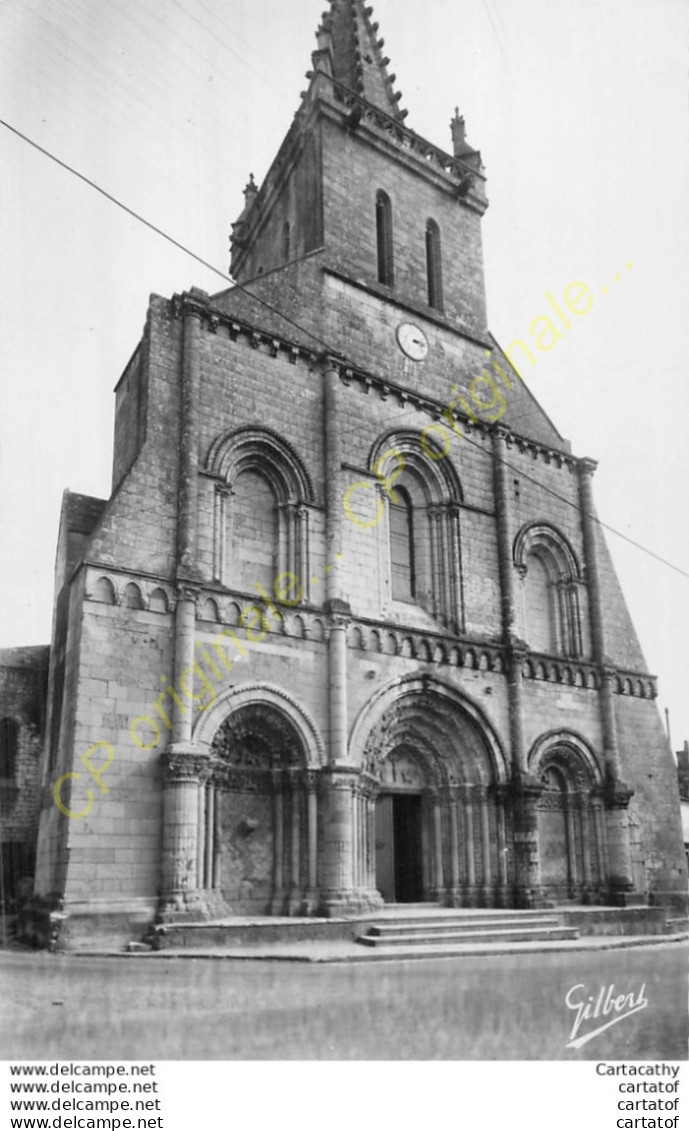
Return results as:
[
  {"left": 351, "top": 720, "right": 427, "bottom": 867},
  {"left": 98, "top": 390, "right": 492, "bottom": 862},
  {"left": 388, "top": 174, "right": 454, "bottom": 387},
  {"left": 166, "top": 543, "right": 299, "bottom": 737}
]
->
[
  {"left": 271, "top": 770, "right": 285, "bottom": 915},
  {"left": 494, "top": 787, "right": 510, "bottom": 907},
  {"left": 159, "top": 752, "right": 210, "bottom": 920},
  {"left": 204, "top": 782, "right": 215, "bottom": 891},
  {"left": 461, "top": 786, "right": 478, "bottom": 907},
  {"left": 592, "top": 793, "right": 608, "bottom": 885},
  {"left": 288, "top": 771, "right": 302, "bottom": 915},
  {"left": 213, "top": 484, "right": 231, "bottom": 585},
  {"left": 493, "top": 426, "right": 545, "bottom": 906},
  {"left": 448, "top": 788, "right": 461, "bottom": 907},
  {"left": 432, "top": 794, "right": 445, "bottom": 900},
  {"left": 564, "top": 794, "right": 579, "bottom": 898},
  {"left": 319, "top": 769, "right": 361, "bottom": 915},
  {"left": 196, "top": 784, "right": 206, "bottom": 889},
  {"left": 302, "top": 770, "right": 319, "bottom": 914},
  {"left": 478, "top": 786, "right": 493, "bottom": 906},
  {"left": 578, "top": 459, "right": 634, "bottom": 901},
  {"left": 579, "top": 793, "right": 593, "bottom": 899},
  {"left": 320, "top": 356, "right": 363, "bottom": 915},
  {"left": 448, "top": 503, "right": 463, "bottom": 633},
  {"left": 298, "top": 505, "right": 310, "bottom": 602},
  {"left": 509, "top": 775, "right": 545, "bottom": 908},
  {"left": 212, "top": 787, "right": 221, "bottom": 889},
  {"left": 367, "top": 791, "right": 377, "bottom": 893},
  {"left": 158, "top": 294, "right": 209, "bottom": 922}
]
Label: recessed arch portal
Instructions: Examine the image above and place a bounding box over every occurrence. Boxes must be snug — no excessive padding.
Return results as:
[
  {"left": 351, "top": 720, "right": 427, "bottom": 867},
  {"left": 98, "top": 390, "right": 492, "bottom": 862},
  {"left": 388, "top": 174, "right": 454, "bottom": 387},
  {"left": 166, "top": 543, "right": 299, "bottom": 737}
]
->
[
  {"left": 528, "top": 730, "right": 606, "bottom": 901},
  {"left": 352, "top": 676, "right": 510, "bottom": 908},
  {"left": 190, "top": 683, "right": 325, "bottom": 917}
]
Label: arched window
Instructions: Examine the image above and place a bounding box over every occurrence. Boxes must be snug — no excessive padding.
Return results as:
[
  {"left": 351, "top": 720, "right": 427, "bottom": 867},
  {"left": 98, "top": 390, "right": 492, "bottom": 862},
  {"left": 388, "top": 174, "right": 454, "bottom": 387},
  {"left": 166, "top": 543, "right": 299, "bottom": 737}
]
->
[
  {"left": 376, "top": 190, "right": 394, "bottom": 286},
  {"left": 389, "top": 487, "right": 415, "bottom": 602},
  {"left": 425, "top": 219, "right": 443, "bottom": 310},
  {"left": 207, "top": 427, "right": 314, "bottom": 599},
  {"left": 282, "top": 221, "right": 290, "bottom": 262},
  {"left": 523, "top": 552, "right": 557, "bottom": 654},
  {"left": 0, "top": 718, "right": 19, "bottom": 780},
  {"left": 373, "top": 432, "right": 464, "bottom": 630},
  {"left": 515, "top": 523, "right": 584, "bottom": 657},
  {"left": 233, "top": 469, "right": 278, "bottom": 592}
]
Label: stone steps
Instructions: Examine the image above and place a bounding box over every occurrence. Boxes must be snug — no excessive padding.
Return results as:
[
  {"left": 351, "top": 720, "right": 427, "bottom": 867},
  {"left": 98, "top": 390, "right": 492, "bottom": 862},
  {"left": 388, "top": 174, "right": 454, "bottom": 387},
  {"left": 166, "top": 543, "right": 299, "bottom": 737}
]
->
[
  {"left": 356, "top": 912, "right": 580, "bottom": 949},
  {"left": 366, "top": 914, "right": 561, "bottom": 936}
]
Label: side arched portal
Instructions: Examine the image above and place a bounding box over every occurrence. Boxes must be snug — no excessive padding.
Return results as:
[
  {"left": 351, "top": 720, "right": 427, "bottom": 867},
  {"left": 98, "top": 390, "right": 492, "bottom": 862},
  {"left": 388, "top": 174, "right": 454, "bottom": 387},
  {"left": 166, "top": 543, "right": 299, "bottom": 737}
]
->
[
  {"left": 208, "top": 704, "right": 318, "bottom": 915},
  {"left": 529, "top": 732, "right": 606, "bottom": 903},
  {"left": 186, "top": 685, "right": 325, "bottom": 918}
]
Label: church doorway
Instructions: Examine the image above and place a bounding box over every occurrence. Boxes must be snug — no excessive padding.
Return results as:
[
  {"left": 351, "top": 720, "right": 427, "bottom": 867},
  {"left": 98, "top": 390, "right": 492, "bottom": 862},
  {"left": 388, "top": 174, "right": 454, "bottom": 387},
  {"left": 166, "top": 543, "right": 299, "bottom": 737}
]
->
[{"left": 375, "top": 792, "right": 423, "bottom": 903}]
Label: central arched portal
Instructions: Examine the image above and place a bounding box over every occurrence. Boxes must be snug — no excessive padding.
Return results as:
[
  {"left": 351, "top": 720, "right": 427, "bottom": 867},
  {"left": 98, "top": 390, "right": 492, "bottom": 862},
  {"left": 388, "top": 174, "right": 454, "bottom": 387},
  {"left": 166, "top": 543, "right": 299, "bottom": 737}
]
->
[{"left": 359, "top": 680, "right": 510, "bottom": 909}]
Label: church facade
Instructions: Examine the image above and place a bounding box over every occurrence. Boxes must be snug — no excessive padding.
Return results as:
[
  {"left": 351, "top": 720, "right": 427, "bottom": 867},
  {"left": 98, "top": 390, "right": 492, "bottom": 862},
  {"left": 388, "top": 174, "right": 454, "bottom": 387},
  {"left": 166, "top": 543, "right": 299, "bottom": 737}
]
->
[{"left": 20, "top": 0, "right": 686, "bottom": 946}]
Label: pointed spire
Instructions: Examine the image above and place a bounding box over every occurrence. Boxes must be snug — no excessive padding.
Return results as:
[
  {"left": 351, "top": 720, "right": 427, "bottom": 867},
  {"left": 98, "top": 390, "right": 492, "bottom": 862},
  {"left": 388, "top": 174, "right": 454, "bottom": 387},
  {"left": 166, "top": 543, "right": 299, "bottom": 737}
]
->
[{"left": 314, "top": 1, "right": 407, "bottom": 121}]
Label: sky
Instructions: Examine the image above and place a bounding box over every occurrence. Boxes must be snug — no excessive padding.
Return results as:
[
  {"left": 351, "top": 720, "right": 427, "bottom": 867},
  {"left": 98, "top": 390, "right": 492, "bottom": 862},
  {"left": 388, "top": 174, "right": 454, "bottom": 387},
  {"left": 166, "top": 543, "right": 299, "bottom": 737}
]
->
[{"left": 1, "top": 0, "right": 688, "bottom": 745}]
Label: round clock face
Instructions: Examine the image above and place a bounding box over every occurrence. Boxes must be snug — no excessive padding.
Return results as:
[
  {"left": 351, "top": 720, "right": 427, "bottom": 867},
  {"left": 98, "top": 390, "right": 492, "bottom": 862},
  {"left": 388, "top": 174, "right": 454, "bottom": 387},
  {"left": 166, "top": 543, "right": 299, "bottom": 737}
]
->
[{"left": 396, "top": 322, "right": 429, "bottom": 361}]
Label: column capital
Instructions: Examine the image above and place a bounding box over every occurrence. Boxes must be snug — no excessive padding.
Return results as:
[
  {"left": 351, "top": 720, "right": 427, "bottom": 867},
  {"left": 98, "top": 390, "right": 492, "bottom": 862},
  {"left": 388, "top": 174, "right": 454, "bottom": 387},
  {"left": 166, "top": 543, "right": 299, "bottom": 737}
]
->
[
  {"left": 175, "top": 582, "right": 201, "bottom": 605},
  {"left": 508, "top": 770, "right": 545, "bottom": 802},
  {"left": 324, "top": 766, "right": 360, "bottom": 791},
  {"left": 304, "top": 768, "right": 320, "bottom": 793},
  {"left": 324, "top": 598, "right": 352, "bottom": 624},
  {"left": 601, "top": 779, "right": 634, "bottom": 809},
  {"left": 318, "top": 350, "right": 348, "bottom": 377},
  {"left": 577, "top": 456, "right": 598, "bottom": 479},
  {"left": 162, "top": 747, "right": 211, "bottom": 784},
  {"left": 492, "top": 423, "right": 513, "bottom": 444}
]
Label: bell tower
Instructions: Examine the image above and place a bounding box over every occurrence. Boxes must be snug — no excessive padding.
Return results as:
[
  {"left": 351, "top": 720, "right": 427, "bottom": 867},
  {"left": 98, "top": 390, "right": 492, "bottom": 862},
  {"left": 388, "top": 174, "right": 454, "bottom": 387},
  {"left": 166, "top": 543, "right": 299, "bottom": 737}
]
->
[{"left": 229, "top": 0, "right": 489, "bottom": 340}]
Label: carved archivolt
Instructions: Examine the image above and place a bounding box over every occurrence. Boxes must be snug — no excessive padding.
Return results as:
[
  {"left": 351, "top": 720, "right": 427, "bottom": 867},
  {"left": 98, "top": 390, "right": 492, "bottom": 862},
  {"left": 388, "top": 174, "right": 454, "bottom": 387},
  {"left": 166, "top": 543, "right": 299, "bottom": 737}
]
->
[
  {"left": 354, "top": 674, "right": 508, "bottom": 788},
  {"left": 206, "top": 425, "right": 314, "bottom": 504},
  {"left": 211, "top": 703, "right": 304, "bottom": 769},
  {"left": 528, "top": 729, "right": 604, "bottom": 794},
  {"left": 192, "top": 681, "right": 325, "bottom": 767}
]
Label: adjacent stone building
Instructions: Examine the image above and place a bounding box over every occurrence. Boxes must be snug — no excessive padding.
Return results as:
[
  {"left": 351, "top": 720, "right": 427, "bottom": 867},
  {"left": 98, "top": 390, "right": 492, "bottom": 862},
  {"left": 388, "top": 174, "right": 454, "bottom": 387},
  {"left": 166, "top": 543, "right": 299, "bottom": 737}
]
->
[
  {"left": 19, "top": 0, "right": 687, "bottom": 946},
  {"left": 0, "top": 647, "right": 48, "bottom": 922}
]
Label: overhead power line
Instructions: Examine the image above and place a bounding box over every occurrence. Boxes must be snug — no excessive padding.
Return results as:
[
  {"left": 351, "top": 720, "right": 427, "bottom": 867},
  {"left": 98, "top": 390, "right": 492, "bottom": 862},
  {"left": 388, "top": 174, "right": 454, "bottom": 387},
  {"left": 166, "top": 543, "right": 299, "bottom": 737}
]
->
[
  {"left": 0, "top": 117, "right": 332, "bottom": 353},
  {"left": 2, "top": 115, "right": 688, "bottom": 583}
]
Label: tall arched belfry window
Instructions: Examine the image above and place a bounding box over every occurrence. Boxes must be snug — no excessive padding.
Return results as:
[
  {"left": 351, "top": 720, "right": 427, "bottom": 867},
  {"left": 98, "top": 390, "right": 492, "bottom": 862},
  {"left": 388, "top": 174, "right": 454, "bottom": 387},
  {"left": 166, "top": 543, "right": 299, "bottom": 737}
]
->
[
  {"left": 376, "top": 190, "right": 394, "bottom": 286},
  {"left": 389, "top": 486, "right": 415, "bottom": 602},
  {"left": 426, "top": 219, "right": 443, "bottom": 310}
]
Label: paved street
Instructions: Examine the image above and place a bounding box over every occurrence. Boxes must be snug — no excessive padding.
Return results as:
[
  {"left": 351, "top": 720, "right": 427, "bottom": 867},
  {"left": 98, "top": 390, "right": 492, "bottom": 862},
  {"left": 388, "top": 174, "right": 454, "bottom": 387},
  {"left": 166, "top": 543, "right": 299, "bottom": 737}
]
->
[{"left": 1, "top": 942, "right": 686, "bottom": 1061}]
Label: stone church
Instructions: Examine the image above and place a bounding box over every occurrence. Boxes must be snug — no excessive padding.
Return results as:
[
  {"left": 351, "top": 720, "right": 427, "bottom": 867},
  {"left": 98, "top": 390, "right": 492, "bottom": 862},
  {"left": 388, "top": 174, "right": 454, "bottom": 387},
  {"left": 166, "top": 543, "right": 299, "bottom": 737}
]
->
[{"left": 7, "top": 0, "right": 686, "bottom": 946}]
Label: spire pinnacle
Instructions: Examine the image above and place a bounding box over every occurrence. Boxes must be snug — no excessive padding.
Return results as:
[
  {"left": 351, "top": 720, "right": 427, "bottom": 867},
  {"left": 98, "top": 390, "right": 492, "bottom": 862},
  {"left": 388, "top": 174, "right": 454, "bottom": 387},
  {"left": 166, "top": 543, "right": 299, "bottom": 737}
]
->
[{"left": 314, "top": 0, "right": 407, "bottom": 121}]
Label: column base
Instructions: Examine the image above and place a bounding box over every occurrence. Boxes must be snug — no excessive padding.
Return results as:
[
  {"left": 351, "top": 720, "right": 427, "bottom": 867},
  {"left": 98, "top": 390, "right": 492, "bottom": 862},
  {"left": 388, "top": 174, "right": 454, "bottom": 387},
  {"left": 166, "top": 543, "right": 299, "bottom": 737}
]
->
[
  {"left": 462, "top": 885, "right": 480, "bottom": 909},
  {"left": 270, "top": 892, "right": 286, "bottom": 916},
  {"left": 157, "top": 889, "right": 213, "bottom": 923},
  {"left": 319, "top": 888, "right": 383, "bottom": 917},
  {"left": 513, "top": 886, "right": 551, "bottom": 910},
  {"left": 287, "top": 891, "right": 303, "bottom": 917},
  {"left": 494, "top": 886, "right": 513, "bottom": 909},
  {"left": 300, "top": 890, "right": 320, "bottom": 916},
  {"left": 480, "top": 886, "right": 496, "bottom": 908},
  {"left": 608, "top": 887, "right": 647, "bottom": 908}
]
